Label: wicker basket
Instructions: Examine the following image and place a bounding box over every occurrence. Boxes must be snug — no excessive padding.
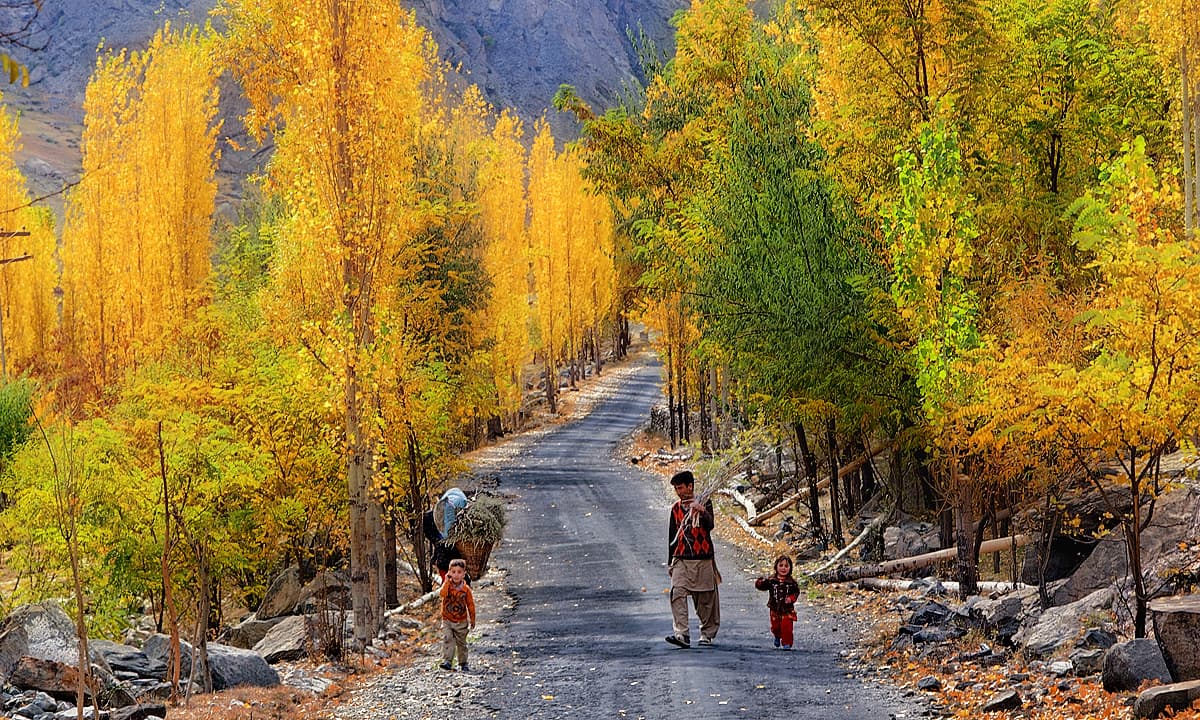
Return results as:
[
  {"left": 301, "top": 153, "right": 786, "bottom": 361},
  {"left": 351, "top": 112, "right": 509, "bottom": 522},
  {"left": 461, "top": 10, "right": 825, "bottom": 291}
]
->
[{"left": 456, "top": 540, "right": 494, "bottom": 579}]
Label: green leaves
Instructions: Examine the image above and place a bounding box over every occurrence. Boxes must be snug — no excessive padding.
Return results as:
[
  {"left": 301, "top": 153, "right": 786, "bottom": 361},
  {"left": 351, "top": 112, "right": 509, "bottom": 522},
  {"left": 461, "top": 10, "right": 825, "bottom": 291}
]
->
[{"left": 884, "top": 118, "right": 980, "bottom": 427}]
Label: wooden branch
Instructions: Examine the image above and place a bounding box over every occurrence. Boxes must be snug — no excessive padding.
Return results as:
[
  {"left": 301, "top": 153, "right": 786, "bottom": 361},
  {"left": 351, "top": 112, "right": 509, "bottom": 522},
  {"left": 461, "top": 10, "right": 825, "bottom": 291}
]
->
[
  {"left": 856, "top": 577, "right": 1034, "bottom": 594},
  {"left": 749, "top": 442, "right": 892, "bottom": 526},
  {"left": 810, "top": 510, "right": 892, "bottom": 576},
  {"left": 717, "top": 486, "right": 757, "bottom": 518},
  {"left": 812, "top": 533, "right": 1032, "bottom": 584},
  {"left": 732, "top": 513, "right": 776, "bottom": 547}
]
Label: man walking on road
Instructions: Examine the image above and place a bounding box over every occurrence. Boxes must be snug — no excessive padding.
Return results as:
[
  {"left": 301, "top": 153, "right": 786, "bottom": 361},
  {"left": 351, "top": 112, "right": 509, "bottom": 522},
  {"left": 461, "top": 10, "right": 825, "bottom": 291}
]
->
[{"left": 666, "top": 470, "right": 720, "bottom": 648}]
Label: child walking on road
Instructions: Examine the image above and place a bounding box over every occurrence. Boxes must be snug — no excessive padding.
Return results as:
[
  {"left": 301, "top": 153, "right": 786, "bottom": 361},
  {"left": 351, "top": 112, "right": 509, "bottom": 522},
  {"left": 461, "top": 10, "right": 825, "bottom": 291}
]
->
[
  {"left": 754, "top": 555, "right": 800, "bottom": 650},
  {"left": 440, "top": 558, "right": 476, "bottom": 671}
]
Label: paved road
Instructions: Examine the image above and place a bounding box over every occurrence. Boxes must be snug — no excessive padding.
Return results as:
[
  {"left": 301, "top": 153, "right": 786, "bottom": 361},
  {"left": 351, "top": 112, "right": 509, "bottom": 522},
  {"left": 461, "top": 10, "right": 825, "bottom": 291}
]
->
[{"left": 473, "top": 354, "right": 924, "bottom": 719}]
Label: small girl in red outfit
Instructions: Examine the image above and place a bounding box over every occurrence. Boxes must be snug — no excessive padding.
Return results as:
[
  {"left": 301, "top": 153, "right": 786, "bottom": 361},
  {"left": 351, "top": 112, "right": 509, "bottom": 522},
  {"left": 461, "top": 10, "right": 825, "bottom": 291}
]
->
[{"left": 754, "top": 555, "right": 800, "bottom": 649}]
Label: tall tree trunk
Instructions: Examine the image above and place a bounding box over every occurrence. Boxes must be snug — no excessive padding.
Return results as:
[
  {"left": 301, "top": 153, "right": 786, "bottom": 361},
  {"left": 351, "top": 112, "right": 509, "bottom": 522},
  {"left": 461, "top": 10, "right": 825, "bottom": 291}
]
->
[
  {"left": 681, "top": 359, "right": 690, "bottom": 444},
  {"left": 1184, "top": 47, "right": 1196, "bottom": 233},
  {"left": 545, "top": 357, "right": 557, "bottom": 414},
  {"left": 406, "top": 428, "right": 434, "bottom": 593},
  {"left": 953, "top": 461, "right": 979, "bottom": 599},
  {"left": 795, "top": 422, "right": 824, "bottom": 546},
  {"left": 191, "top": 547, "right": 213, "bottom": 695},
  {"left": 667, "top": 345, "right": 676, "bottom": 448},
  {"left": 826, "top": 418, "right": 843, "bottom": 548},
  {"left": 157, "top": 424, "right": 182, "bottom": 702},
  {"left": 698, "top": 364, "right": 710, "bottom": 454},
  {"left": 383, "top": 512, "right": 398, "bottom": 608},
  {"left": 1128, "top": 467, "right": 1148, "bottom": 638},
  {"left": 709, "top": 366, "right": 720, "bottom": 452}
]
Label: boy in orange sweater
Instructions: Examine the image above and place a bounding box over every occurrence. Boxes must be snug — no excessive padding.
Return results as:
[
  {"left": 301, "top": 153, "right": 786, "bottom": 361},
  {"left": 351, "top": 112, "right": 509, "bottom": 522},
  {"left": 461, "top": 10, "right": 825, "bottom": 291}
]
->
[{"left": 439, "top": 558, "right": 476, "bottom": 671}]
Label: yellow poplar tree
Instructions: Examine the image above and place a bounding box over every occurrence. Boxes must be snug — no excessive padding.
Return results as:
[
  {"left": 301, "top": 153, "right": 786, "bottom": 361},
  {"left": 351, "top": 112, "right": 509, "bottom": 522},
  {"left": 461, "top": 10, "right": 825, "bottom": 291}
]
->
[
  {"left": 1128, "top": 1, "right": 1200, "bottom": 232},
  {"left": 0, "top": 93, "right": 56, "bottom": 378},
  {"left": 528, "top": 121, "right": 570, "bottom": 413},
  {"left": 61, "top": 25, "right": 219, "bottom": 403},
  {"left": 477, "top": 110, "right": 532, "bottom": 421},
  {"left": 220, "top": 0, "right": 437, "bottom": 644}
]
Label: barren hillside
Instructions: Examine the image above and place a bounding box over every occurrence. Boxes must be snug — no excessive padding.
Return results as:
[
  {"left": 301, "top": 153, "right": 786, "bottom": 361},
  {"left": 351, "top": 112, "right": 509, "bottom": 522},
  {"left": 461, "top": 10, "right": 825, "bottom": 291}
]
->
[{"left": 5, "top": 0, "right": 684, "bottom": 213}]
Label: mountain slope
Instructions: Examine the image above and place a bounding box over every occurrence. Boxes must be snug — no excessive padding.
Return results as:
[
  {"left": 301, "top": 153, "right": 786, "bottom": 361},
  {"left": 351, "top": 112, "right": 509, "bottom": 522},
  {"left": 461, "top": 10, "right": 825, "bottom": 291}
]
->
[{"left": 7, "top": 0, "right": 684, "bottom": 209}]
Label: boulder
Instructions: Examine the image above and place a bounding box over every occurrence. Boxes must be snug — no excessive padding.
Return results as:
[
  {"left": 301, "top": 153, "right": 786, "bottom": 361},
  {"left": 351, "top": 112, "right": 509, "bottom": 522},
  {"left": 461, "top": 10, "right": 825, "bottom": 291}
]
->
[
  {"left": 294, "top": 570, "right": 352, "bottom": 614},
  {"left": 980, "top": 690, "right": 1022, "bottom": 712},
  {"left": 110, "top": 704, "right": 168, "bottom": 720},
  {"left": 1133, "top": 679, "right": 1200, "bottom": 719},
  {"left": 1070, "top": 648, "right": 1106, "bottom": 676},
  {"left": 1013, "top": 587, "right": 1113, "bottom": 658},
  {"left": 257, "top": 567, "right": 352, "bottom": 620},
  {"left": 88, "top": 640, "right": 165, "bottom": 680},
  {"left": 1149, "top": 595, "right": 1200, "bottom": 682},
  {"left": 1054, "top": 487, "right": 1200, "bottom": 607},
  {"left": 0, "top": 602, "right": 108, "bottom": 684},
  {"left": 221, "top": 615, "right": 285, "bottom": 650},
  {"left": 964, "top": 587, "right": 1040, "bottom": 645},
  {"left": 256, "top": 566, "right": 303, "bottom": 620},
  {"left": 8, "top": 656, "right": 95, "bottom": 696},
  {"left": 206, "top": 644, "right": 279, "bottom": 690},
  {"left": 883, "top": 519, "right": 941, "bottom": 561},
  {"left": 141, "top": 634, "right": 279, "bottom": 690},
  {"left": 1103, "top": 638, "right": 1172, "bottom": 693},
  {"left": 252, "top": 615, "right": 311, "bottom": 663}
]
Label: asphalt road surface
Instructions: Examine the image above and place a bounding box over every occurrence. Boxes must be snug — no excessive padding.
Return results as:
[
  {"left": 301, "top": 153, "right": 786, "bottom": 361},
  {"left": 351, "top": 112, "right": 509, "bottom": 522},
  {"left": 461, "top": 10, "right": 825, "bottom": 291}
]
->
[{"left": 474, "top": 354, "right": 926, "bottom": 720}]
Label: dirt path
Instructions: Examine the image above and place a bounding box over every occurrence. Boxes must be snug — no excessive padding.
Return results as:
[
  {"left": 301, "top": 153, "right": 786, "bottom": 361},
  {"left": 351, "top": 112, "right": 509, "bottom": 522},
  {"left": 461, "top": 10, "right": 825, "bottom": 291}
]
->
[{"left": 325, "top": 353, "right": 926, "bottom": 719}]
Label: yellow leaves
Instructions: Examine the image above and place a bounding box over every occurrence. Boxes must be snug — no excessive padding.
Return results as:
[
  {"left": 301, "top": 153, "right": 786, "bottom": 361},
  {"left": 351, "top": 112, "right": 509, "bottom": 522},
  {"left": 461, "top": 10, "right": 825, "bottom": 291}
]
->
[{"left": 61, "top": 23, "right": 220, "bottom": 399}]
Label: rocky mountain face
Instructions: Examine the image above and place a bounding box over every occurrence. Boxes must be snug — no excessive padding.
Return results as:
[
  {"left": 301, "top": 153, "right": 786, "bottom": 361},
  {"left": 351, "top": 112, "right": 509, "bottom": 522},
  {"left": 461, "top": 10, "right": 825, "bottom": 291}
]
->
[
  {"left": 410, "top": 0, "right": 686, "bottom": 136},
  {"left": 7, "top": 0, "right": 685, "bottom": 207}
]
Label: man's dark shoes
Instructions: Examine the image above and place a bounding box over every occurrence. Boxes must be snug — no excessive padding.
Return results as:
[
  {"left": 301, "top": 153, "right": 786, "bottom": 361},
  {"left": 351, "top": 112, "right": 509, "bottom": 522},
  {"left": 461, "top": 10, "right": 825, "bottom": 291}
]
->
[
  {"left": 665, "top": 634, "right": 691, "bottom": 649},
  {"left": 440, "top": 662, "right": 453, "bottom": 671}
]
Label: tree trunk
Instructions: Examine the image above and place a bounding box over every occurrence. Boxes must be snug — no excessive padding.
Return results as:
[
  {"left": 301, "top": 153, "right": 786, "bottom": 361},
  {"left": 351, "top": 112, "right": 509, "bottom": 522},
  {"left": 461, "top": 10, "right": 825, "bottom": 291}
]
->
[
  {"left": 750, "top": 442, "right": 890, "bottom": 525},
  {"left": 157, "top": 425, "right": 182, "bottom": 702},
  {"left": 813, "top": 534, "right": 1032, "bottom": 584},
  {"left": 794, "top": 422, "right": 824, "bottom": 546},
  {"left": 698, "top": 365, "right": 711, "bottom": 454},
  {"left": 667, "top": 345, "right": 676, "bottom": 448},
  {"left": 826, "top": 419, "right": 843, "bottom": 548},
  {"left": 681, "top": 360, "right": 690, "bottom": 444},
  {"left": 545, "top": 357, "right": 557, "bottom": 414},
  {"left": 953, "top": 464, "right": 979, "bottom": 598},
  {"left": 1184, "top": 47, "right": 1195, "bottom": 233},
  {"left": 191, "top": 548, "right": 213, "bottom": 695},
  {"left": 383, "top": 513, "right": 398, "bottom": 608}
]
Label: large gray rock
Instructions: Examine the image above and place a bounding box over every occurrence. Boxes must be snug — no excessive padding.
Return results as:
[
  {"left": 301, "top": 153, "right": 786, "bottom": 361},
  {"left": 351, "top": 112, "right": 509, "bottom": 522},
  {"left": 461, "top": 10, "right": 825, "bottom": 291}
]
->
[
  {"left": 1133, "top": 679, "right": 1200, "bottom": 718},
  {"left": 1149, "top": 594, "right": 1200, "bottom": 682},
  {"left": 206, "top": 644, "right": 279, "bottom": 690},
  {"left": 1103, "top": 638, "right": 1173, "bottom": 693},
  {"left": 252, "top": 615, "right": 310, "bottom": 664},
  {"left": 142, "top": 634, "right": 279, "bottom": 690},
  {"left": 221, "top": 614, "right": 285, "bottom": 650},
  {"left": 0, "top": 602, "right": 108, "bottom": 684},
  {"left": 257, "top": 567, "right": 351, "bottom": 620},
  {"left": 257, "top": 566, "right": 303, "bottom": 620},
  {"left": 1013, "top": 588, "right": 1113, "bottom": 658},
  {"left": 883, "top": 519, "right": 941, "bottom": 560},
  {"left": 1054, "top": 487, "right": 1200, "bottom": 607},
  {"left": 89, "top": 640, "right": 165, "bottom": 680}
]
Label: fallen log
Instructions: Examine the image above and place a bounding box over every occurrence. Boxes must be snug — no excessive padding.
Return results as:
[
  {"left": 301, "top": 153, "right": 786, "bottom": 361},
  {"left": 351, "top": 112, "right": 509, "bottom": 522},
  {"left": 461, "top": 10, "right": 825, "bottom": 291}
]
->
[
  {"left": 732, "top": 514, "right": 776, "bottom": 547},
  {"left": 749, "top": 442, "right": 892, "bottom": 526},
  {"left": 855, "top": 577, "right": 1034, "bottom": 594},
  {"left": 718, "top": 486, "right": 757, "bottom": 518},
  {"left": 812, "top": 533, "right": 1032, "bottom": 584},
  {"left": 810, "top": 510, "right": 892, "bottom": 576}
]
